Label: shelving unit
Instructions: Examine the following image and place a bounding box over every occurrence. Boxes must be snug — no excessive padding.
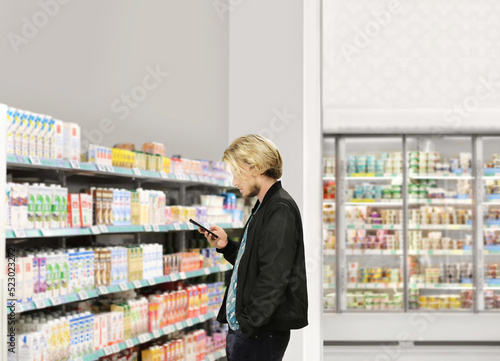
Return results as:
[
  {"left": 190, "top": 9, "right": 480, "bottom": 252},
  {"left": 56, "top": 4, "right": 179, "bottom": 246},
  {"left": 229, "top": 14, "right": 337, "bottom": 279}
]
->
[{"left": 5, "top": 141, "right": 239, "bottom": 360}]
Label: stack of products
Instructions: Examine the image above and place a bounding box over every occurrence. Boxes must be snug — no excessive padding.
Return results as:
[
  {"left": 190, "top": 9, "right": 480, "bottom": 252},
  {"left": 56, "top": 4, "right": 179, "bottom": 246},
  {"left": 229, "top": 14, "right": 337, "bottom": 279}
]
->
[
  {"left": 322, "top": 204, "right": 335, "bottom": 223},
  {"left": 349, "top": 182, "right": 402, "bottom": 201},
  {"left": 346, "top": 206, "right": 402, "bottom": 225},
  {"left": 409, "top": 207, "right": 471, "bottom": 225},
  {"left": 141, "top": 329, "right": 206, "bottom": 361},
  {"left": 485, "top": 154, "right": 500, "bottom": 170},
  {"left": 207, "top": 282, "right": 225, "bottom": 314},
  {"left": 486, "top": 208, "right": 500, "bottom": 225},
  {"left": 323, "top": 157, "right": 335, "bottom": 175},
  {"left": 347, "top": 152, "right": 403, "bottom": 175},
  {"left": 323, "top": 265, "right": 335, "bottom": 285},
  {"left": 409, "top": 259, "right": 473, "bottom": 284},
  {"left": 16, "top": 310, "right": 95, "bottom": 361},
  {"left": 323, "top": 180, "right": 335, "bottom": 200},
  {"left": 6, "top": 106, "right": 81, "bottom": 161},
  {"left": 411, "top": 292, "right": 473, "bottom": 310},
  {"left": 100, "top": 347, "right": 139, "bottom": 361},
  {"left": 409, "top": 231, "right": 472, "bottom": 250},
  {"left": 348, "top": 262, "right": 401, "bottom": 284},
  {"left": 409, "top": 151, "right": 471, "bottom": 174},
  {"left": 485, "top": 291, "right": 500, "bottom": 309},
  {"left": 485, "top": 180, "right": 500, "bottom": 200},
  {"left": 347, "top": 291, "right": 403, "bottom": 310},
  {"left": 199, "top": 194, "right": 243, "bottom": 224},
  {"left": 346, "top": 229, "right": 401, "bottom": 250},
  {"left": 323, "top": 229, "right": 335, "bottom": 250},
  {"left": 485, "top": 264, "right": 500, "bottom": 282},
  {"left": 409, "top": 179, "right": 471, "bottom": 200}
]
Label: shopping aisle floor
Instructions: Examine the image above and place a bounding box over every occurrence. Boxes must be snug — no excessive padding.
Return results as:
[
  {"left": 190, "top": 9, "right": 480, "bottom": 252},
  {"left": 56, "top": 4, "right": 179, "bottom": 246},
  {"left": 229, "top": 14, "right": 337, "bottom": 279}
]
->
[{"left": 324, "top": 345, "right": 500, "bottom": 361}]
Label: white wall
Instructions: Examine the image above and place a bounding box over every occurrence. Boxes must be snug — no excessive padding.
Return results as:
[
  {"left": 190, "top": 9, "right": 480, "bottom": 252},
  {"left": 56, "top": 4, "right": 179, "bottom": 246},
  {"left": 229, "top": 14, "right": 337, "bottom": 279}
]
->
[
  {"left": 228, "top": 1, "right": 312, "bottom": 360},
  {"left": 0, "top": 0, "right": 229, "bottom": 160}
]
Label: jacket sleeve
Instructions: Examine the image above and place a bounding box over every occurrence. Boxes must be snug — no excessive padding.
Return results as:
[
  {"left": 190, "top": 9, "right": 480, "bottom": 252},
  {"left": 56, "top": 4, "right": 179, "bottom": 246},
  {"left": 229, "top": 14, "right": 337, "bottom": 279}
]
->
[
  {"left": 238, "top": 204, "right": 298, "bottom": 336},
  {"left": 216, "top": 237, "right": 240, "bottom": 265}
]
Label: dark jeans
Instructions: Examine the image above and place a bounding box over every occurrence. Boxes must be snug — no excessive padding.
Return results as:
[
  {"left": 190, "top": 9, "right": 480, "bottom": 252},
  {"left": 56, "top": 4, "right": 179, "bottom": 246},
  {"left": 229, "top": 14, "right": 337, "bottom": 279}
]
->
[{"left": 226, "top": 328, "right": 291, "bottom": 361}]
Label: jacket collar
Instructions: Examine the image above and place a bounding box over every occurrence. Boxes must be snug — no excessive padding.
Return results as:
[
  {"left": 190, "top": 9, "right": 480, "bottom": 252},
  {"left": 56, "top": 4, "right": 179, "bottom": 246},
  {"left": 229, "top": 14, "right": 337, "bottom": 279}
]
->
[{"left": 251, "top": 180, "right": 282, "bottom": 213}]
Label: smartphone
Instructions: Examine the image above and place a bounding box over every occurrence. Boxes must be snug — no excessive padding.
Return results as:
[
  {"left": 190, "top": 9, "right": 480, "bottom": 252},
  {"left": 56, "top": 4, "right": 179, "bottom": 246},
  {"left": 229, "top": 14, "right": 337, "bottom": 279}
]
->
[{"left": 189, "top": 219, "right": 218, "bottom": 238}]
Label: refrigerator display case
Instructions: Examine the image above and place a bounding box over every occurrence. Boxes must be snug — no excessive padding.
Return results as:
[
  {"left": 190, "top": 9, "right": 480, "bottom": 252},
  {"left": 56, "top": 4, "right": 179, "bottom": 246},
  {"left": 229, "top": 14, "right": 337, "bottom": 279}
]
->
[{"left": 322, "top": 135, "right": 500, "bottom": 315}]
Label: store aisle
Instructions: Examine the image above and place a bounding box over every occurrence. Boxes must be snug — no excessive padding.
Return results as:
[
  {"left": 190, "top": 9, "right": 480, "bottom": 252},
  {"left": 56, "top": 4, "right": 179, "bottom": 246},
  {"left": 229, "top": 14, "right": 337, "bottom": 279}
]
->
[{"left": 324, "top": 345, "right": 500, "bottom": 361}]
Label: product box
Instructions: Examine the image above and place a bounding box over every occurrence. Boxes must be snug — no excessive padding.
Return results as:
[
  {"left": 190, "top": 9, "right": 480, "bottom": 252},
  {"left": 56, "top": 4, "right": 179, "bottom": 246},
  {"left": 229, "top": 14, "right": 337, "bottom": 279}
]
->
[
  {"left": 38, "top": 254, "right": 47, "bottom": 299},
  {"left": 79, "top": 193, "right": 93, "bottom": 228},
  {"left": 22, "top": 255, "right": 34, "bottom": 303},
  {"left": 68, "top": 194, "right": 81, "bottom": 228},
  {"left": 63, "top": 122, "right": 81, "bottom": 161},
  {"left": 54, "top": 119, "right": 64, "bottom": 160},
  {"left": 44, "top": 118, "right": 54, "bottom": 160},
  {"left": 36, "top": 116, "right": 47, "bottom": 158}
]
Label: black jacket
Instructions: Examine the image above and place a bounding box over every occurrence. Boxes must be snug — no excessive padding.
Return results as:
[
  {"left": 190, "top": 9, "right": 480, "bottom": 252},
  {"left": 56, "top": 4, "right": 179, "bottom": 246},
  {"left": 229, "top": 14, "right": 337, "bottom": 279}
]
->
[{"left": 216, "top": 181, "right": 308, "bottom": 337}]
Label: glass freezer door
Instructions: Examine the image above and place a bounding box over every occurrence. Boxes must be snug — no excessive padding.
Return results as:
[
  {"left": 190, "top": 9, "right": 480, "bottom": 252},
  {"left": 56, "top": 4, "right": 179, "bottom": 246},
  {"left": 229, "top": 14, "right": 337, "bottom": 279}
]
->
[
  {"left": 406, "top": 136, "right": 475, "bottom": 312},
  {"left": 323, "top": 137, "right": 336, "bottom": 313},
  {"left": 339, "top": 137, "right": 404, "bottom": 312},
  {"left": 481, "top": 136, "right": 500, "bottom": 311}
]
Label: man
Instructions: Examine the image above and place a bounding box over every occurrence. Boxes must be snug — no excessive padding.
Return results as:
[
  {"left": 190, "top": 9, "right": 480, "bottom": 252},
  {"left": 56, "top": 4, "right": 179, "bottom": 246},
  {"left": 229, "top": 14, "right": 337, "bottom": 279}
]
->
[{"left": 199, "top": 134, "right": 308, "bottom": 361}]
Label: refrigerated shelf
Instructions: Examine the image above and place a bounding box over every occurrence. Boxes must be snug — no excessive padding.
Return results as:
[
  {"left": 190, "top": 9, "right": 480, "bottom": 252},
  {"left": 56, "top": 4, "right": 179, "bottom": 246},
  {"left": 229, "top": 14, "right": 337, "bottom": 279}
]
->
[
  {"left": 346, "top": 224, "right": 401, "bottom": 230},
  {"left": 408, "top": 225, "right": 472, "bottom": 231},
  {"left": 345, "top": 250, "right": 402, "bottom": 256},
  {"left": 347, "top": 283, "right": 403, "bottom": 289},
  {"left": 409, "top": 199, "right": 472, "bottom": 205},
  {"left": 409, "top": 173, "right": 473, "bottom": 180},
  {"left": 345, "top": 201, "right": 403, "bottom": 207},
  {"left": 408, "top": 250, "right": 472, "bottom": 256},
  {"left": 409, "top": 283, "right": 473, "bottom": 290}
]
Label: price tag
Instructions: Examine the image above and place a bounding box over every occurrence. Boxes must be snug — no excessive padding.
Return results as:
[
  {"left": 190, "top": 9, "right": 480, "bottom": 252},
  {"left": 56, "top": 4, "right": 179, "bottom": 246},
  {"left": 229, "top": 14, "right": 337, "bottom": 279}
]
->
[
  {"left": 173, "top": 224, "right": 181, "bottom": 231},
  {"left": 208, "top": 355, "right": 215, "bottom": 361},
  {"left": 17, "top": 303, "right": 24, "bottom": 312},
  {"left": 41, "top": 228, "right": 52, "bottom": 237},
  {"left": 133, "top": 281, "right": 142, "bottom": 288},
  {"left": 97, "top": 164, "right": 107, "bottom": 172},
  {"left": 148, "top": 279, "right": 156, "bottom": 286},
  {"left": 70, "top": 160, "right": 80, "bottom": 169},
  {"left": 204, "top": 268, "right": 211, "bottom": 275},
  {"left": 34, "top": 299, "right": 45, "bottom": 309},
  {"left": 170, "top": 274, "right": 178, "bottom": 282},
  {"left": 160, "top": 171, "right": 168, "bottom": 179},
  {"left": 74, "top": 357, "right": 83, "bottom": 361},
  {"left": 98, "top": 225, "right": 108, "bottom": 233},
  {"left": 191, "top": 175, "right": 199, "bottom": 182},
  {"left": 199, "top": 314, "right": 205, "bottom": 322},
  {"left": 125, "top": 339, "right": 134, "bottom": 348},
  {"left": 50, "top": 296, "right": 61, "bottom": 306},
  {"left": 99, "top": 286, "right": 109, "bottom": 294},
  {"left": 186, "top": 319, "right": 194, "bottom": 327},
  {"left": 139, "top": 334, "right": 151, "bottom": 343},
  {"left": 112, "top": 344, "right": 120, "bottom": 353},
  {"left": 153, "top": 330, "right": 161, "bottom": 338},
  {"left": 133, "top": 168, "right": 142, "bottom": 176},
  {"left": 104, "top": 346, "right": 113, "bottom": 355},
  {"left": 13, "top": 229, "right": 27, "bottom": 238},
  {"left": 29, "top": 156, "right": 41, "bottom": 165},
  {"left": 106, "top": 165, "right": 115, "bottom": 173},
  {"left": 165, "top": 325, "right": 174, "bottom": 334},
  {"left": 119, "top": 283, "right": 128, "bottom": 291},
  {"left": 90, "top": 226, "right": 101, "bottom": 235},
  {"left": 143, "top": 225, "right": 152, "bottom": 232},
  {"left": 179, "top": 272, "right": 186, "bottom": 279},
  {"left": 152, "top": 225, "right": 160, "bottom": 232},
  {"left": 187, "top": 223, "right": 196, "bottom": 230},
  {"left": 78, "top": 291, "right": 88, "bottom": 300}
]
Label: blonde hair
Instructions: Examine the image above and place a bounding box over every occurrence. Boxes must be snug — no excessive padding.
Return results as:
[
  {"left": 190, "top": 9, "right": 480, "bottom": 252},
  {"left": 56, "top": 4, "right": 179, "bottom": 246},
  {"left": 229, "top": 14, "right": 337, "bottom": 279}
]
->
[{"left": 223, "top": 135, "right": 283, "bottom": 180}]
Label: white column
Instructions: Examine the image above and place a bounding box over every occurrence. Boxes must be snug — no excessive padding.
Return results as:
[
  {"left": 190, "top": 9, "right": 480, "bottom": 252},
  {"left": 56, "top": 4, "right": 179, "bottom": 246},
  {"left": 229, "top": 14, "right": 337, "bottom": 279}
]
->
[{"left": 1, "top": 103, "right": 8, "bottom": 361}]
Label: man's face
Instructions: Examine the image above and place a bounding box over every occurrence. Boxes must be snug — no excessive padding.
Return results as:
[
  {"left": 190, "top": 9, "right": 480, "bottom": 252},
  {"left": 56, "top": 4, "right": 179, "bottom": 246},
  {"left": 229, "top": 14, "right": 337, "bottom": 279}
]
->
[{"left": 232, "top": 164, "right": 260, "bottom": 199}]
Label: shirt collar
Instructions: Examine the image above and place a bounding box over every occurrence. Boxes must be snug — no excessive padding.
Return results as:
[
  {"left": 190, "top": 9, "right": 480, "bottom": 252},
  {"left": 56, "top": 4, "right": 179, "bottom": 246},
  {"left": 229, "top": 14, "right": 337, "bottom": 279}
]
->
[{"left": 251, "top": 180, "right": 282, "bottom": 213}]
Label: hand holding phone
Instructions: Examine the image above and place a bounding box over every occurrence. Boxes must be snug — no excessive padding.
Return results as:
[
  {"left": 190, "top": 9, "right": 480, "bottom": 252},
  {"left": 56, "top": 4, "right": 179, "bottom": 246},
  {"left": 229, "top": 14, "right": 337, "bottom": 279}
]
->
[{"left": 189, "top": 219, "right": 218, "bottom": 238}]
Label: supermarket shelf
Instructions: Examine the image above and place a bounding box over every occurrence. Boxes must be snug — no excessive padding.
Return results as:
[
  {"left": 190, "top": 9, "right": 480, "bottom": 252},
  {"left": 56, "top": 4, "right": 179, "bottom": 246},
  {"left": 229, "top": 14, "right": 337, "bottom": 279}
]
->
[
  {"left": 409, "top": 283, "right": 473, "bottom": 290},
  {"left": 408, "top": 250, "right": 472, "bottom": 256},
  {"left": 324, "top": 224, "right": 336, "bottom": 230},
  {"left": 409, "top": 173, "right": 473, "bottom": 180},
  {"left": 323, "top": 249, "right": 336, "bottom": 256},
  {"left": 346, "top": 224, "right": 401, "bottom": 230},
  {"left": 323, "top": 200, "right": 335, "bottom": 205},
  {"left": 6, "top": 155, "right": 232, "bottom": 187},
  {"left": 206, "top": 350, "right": 227, "bottom": 361},
  {"left": 323, "top": 283, "right": 336, "bottom": 289},
  {"left": 76, "top": 311, "right": 218, "bottom": 361},
  {"left": 409, "top": 199, "right": 472, "bottom": 205},
  {"left": 5, "top": 222, "right": 244, "bottom": 239},
  {"left": 12, "top": 264, "right": 232, "bottom": 313},
  {"left": 484, "top": 284, "right": 500, "bottom": 290},
  {"left": 345, "top": 201, "right": 402, "bottom": 207},
  {"left": 347, "top": 173, "right": 402, "bottom": 179},
  {"left": 323, "top": 175, "right": 336, "bottom": 180},
  {"left": 484, "top": 202, "right": 500, "bottom": 206},
  {"left": 346, "top": 249, "right": 402, "bottom": 256},
  {"left": 408, "top": 225, "right": 472, "bottom": 231},
  {"left": 347, "top": 283, "right": 403, "bottom": 289}
]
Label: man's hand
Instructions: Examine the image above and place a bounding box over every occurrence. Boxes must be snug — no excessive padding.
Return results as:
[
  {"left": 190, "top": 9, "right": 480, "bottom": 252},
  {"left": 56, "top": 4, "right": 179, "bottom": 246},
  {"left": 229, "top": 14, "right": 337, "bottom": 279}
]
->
[{"left": 198, "top": 224, "right": 228, "bottom": 249}]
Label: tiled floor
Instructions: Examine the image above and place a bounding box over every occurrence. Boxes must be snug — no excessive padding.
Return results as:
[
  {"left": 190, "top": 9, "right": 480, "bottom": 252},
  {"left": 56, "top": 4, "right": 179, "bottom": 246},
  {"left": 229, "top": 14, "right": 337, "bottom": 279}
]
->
[{"left": 324, "top": 346, "right": 500, "bottom": 361}]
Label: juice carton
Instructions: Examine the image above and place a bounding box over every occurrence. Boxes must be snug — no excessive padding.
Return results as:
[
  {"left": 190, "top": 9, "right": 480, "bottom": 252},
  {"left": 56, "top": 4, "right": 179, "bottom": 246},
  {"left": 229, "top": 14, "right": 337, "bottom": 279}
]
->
[
  {"left": 6, "top": 107, "right": 17, "bottom": 155},
  {"left": 68, "top": 194, "right": 81, "bottom": 228},
  {"left": 50, "top": 185, "right": 61, "bottom": 229},
  {"left": 53, "top": 119, "right": 64, "bottom": 160},
  {"left": 20, "top": 111, "right": 30, "bottom": 156},
  {"left": 43, "top": 117, "right": 54, "bottom": 160},
  {"left": 36, "top": 115, "right": 47, "bottom": 158}
]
